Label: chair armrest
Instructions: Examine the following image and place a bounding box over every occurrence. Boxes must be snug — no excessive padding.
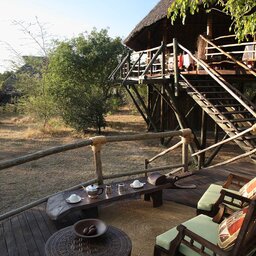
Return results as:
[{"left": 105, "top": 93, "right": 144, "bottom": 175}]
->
[
  {"left": 223, "top": 173, "right": 251, "bottom": 189},
  {"left": 169, "top": 225, "right": 228, "bottom": 256},
  {"left": 214, "top": 189, "right": 251, "bottom": 214}
]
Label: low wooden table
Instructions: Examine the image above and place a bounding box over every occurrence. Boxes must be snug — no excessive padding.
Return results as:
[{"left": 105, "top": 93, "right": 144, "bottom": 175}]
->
[
  {"left": 45, "top": 225, "right": 132, "bottom": 256},
  {"left": 46, "top": 177, "right": 174, "bottom": 221}
]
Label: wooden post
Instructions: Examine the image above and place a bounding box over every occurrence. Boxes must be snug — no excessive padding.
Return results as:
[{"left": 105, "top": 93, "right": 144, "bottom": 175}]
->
[
  {"left": 160, "top": 84, "right": 165, "bottom": 132},
  {"left": 173, "top": 38, "right": 179, "bottom": 96},
  {"left": 90, "top": 136, "right": 107, "bottom": 185},
  {"left": 181, "top": 133, "right": 193, "bottom": 172},
  {"left": 162, "top": 41, "right": 166, "bottom": 78},
  {"left": 206, "top": 13, "right": 213, "bottom": 61},
  {"left": 199, "top": 109, "right": 208, "bottom": 169}
]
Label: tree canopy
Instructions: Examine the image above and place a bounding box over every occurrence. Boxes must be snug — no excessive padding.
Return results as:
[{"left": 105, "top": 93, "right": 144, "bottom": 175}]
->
[
  {"left": 168, "top": 0, "right": 256, "bottom": 41},
  {"left": 47, "top": 29, "right": 125, "bottom": 133}
]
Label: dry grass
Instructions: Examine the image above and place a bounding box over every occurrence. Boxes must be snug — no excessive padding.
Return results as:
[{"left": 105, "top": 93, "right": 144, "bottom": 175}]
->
[
  {"left": 0, "top": 107, "right": 182, "bottom": 215},
  {"left": 0, "top": 106, "right": 243, "bottom": 215}
]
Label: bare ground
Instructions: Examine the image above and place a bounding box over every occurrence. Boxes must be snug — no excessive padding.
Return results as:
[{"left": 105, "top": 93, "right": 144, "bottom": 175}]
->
[
  {"left": 0, "top": 107, "right": 182, "bottom": 215},
  {"left": 0, "top": 107, "right": 243, "bottom": 215}
]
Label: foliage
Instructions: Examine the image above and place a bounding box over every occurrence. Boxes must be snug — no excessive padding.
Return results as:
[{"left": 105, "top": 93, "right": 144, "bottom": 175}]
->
[
  {"left": 11, "top": 18, "right": 57, "bottom": 127},
  {"left": 168, "top": 0, "right": 256, "bottom": 41},
  {"left": 47, "top": 29, "right": 125, "bottom": 133},
  {"left": 0, "top": 71, "right": 14, "bottom": 89},
  {"left": 15, "top": 56, "right": 57, "bottom": 127}
]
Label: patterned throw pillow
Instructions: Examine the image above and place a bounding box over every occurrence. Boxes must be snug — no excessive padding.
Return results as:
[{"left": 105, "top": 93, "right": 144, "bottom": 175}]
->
[
  {"left": 218, "top": 207, "right": 248, "bottom": 250},
  {"left": 239, "top": 177, "right": 256, "bottom": 198}
]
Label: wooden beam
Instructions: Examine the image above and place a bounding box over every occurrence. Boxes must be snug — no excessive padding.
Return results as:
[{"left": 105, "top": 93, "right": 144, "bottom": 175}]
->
[
  {"left": 123, "top": 84, "right": 148, "bottom": 125},
  {"left": 131, "top": 84, "right": 158, "bottom": 132},
  {"left": 205, "top": 133, "right": 229, "bottom": 167}
]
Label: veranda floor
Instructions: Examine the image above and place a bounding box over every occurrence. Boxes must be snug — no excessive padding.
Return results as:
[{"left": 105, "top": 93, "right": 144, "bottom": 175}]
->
[{"left": 0, "top": 159, "right": 255, "bottom": 256}]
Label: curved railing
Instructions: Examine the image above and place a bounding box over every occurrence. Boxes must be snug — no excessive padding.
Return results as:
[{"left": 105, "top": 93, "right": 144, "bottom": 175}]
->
[{"left": 0, "top": 129, "right": 193, "bottom": 220}]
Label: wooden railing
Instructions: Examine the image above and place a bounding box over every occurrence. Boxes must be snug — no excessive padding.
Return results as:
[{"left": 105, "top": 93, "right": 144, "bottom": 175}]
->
[
  {"left": 0, "top": 129, "right": 193, "bottom": 220},
  {"left": 202, "top": 35, "right": 256, "bottom": 77},
  {"left": 177, "top": 43, "right": 256, "bottom": 118},
  {"left": 144, "top": 125, "right": 256, "bottom": 172},
  {"left": 109, "top": 42, "right": 175, "bottom": 82},
  {"left": 192, "top": 124, "right": 256, "bottom": 169},
  {"left": 109, "top": 34, "right": 256, "bottom": 83}
]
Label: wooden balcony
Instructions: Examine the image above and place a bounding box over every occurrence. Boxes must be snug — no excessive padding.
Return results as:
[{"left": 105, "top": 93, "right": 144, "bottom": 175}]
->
[
  {"left": 109, "top": 35, "right": 256, "bottom": 85},
  {"left": 0, "top": 160, "right": 255, "bottom": 255}
]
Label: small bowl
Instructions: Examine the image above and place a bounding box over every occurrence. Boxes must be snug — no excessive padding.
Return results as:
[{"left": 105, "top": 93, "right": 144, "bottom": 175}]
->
[{"left": 73, "top": 219, "right": 107, "bottom": 239}]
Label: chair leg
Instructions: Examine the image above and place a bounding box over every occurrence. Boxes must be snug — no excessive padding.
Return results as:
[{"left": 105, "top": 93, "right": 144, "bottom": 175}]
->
[{"left": 153, "top": 245, "right": 162, "bottom": 256}]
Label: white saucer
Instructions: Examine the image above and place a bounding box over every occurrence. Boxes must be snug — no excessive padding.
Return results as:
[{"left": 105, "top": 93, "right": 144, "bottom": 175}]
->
[
  {"left": 130, "top": 183, "right": 145, "bottom": 189},
  {"left": 66, "top": 195, "right": 82, "bottom": 204}
]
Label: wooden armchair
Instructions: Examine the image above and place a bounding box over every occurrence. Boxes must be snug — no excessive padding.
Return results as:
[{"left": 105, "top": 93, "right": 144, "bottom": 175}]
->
[
  {"left": 197, "top": 173, "right": 252, "bottom": 217},
  {"left": 154, "top": 191, "right": 255, "bottom": 256}
]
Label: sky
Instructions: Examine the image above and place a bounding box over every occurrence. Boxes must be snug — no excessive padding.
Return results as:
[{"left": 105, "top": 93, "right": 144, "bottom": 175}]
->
[{"left": 0, "top": 0, "right": 160, "bottom": 73}]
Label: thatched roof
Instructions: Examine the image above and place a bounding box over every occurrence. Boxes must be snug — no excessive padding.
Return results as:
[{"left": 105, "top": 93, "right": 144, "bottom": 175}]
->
[
  {"left": 124, "top": 0, "right": 233, "bottom": 51},
  {"left": 124, "top": 0, "right": 171, "bottom": 49}
]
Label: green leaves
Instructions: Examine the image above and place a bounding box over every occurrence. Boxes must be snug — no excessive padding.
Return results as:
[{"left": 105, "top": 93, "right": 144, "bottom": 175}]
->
[
  {"left": 168, "top": 0, "right": 256, "bottom": 41},
  {"left": 47, "top": 29, "right": 125, "bottom": 133}
]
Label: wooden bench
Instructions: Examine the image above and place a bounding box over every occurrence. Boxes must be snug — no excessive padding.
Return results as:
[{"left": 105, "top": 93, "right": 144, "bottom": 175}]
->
[{"left": 46, "top": 177, "right": 175, "bottom": 221}]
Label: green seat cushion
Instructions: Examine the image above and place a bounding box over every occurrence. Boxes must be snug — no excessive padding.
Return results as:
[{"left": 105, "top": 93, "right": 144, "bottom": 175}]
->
[
  {"left": 197, "top": 184, "right": 240, "bottom": 211},
  {"left": 156, "top": 214, "right": 219, "bottom": 256}
]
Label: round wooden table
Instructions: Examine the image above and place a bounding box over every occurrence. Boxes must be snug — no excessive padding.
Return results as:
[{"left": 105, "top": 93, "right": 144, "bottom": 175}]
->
[{"left": 45, "top": 225, "right": 132, "bottom": 256}]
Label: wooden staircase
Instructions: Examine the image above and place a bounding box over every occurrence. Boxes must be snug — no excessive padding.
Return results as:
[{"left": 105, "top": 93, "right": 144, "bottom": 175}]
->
[{"left": 179, "top": 74, "right": 256, "bottom": 157}]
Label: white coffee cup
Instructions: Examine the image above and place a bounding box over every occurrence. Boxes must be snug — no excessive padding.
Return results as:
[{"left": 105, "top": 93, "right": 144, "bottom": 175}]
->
[
  {"left": 68, "top": 194, "right": 80, "bottom": 202},
  {"left": 132, "top": 180, "right": 143, "bottom": 187}
]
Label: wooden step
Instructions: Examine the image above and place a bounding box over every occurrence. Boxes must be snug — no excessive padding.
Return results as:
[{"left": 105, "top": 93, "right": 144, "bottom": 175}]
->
[
  {"left": 236, "top": 126, "right": 251, "bottom": 131},
  {"left": 244, "top": 135, "right": 256, "bottom": 140},
  {"left": 216, "top": 117, "right": 256, "bottom": 124},
  {"left": 200, "top": 91, "right": 227, "bottom": 94},
  {"left": 230, "top": 118, "right": 256, "bottom": 123},
  {"left": 214, "top": 104, "right": 242, "bottom": 107},
  {"left": 221, "top": 110, "right": 250, "bottom": 115},
  {"left": 209, "top": 98, "right": 235, "bottom": 101}
]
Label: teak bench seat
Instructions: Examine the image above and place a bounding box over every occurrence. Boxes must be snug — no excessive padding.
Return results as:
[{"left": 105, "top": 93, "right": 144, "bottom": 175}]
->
[{"left": 46, "top": 177, "right": 174, "bottom": 221}]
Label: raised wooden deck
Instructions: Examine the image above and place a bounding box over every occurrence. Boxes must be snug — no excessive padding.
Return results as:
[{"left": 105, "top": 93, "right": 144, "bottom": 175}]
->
[{"left": 0, "top": 160, "right": 255, "bottom": 256}]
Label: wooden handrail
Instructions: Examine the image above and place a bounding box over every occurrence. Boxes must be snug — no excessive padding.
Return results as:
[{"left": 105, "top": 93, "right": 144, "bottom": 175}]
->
[
  {"left": 206, "top": 41, "right": 256, "bottom": 49},
  {"left": 192, "top": 124, "right": 256, "bottom": 157},
  {"left": 109, "top": 52, "right": 130, "bottom": 80},
  {"left": 122, "top": 51, "right": 145, "bottom": 83},
  {"left": 141, "top": 43, "right": 164, "bottom": 77},
  {"left": 0, "top": 129, "right": 193, "bottom": 219},
  {"left": 178, "top": 43, "right": 256, "bottom": 118},
  {"left": 206, "top": 148, "right": 256, "bottom": 169},
  {"left": 147, "top": 140, "right": 183, "bottom": 164},
  {"left": 200, "top": 35, "right": 256, "bottom": 77}
]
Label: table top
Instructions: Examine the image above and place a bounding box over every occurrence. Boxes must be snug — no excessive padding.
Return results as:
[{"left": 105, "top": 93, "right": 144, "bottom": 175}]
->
[
  {"left": 45, "top": 225, "right": 132, "bottom": 256},
  {"left": 46, "top": 177, "right": 173, "bottom": 220}
]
